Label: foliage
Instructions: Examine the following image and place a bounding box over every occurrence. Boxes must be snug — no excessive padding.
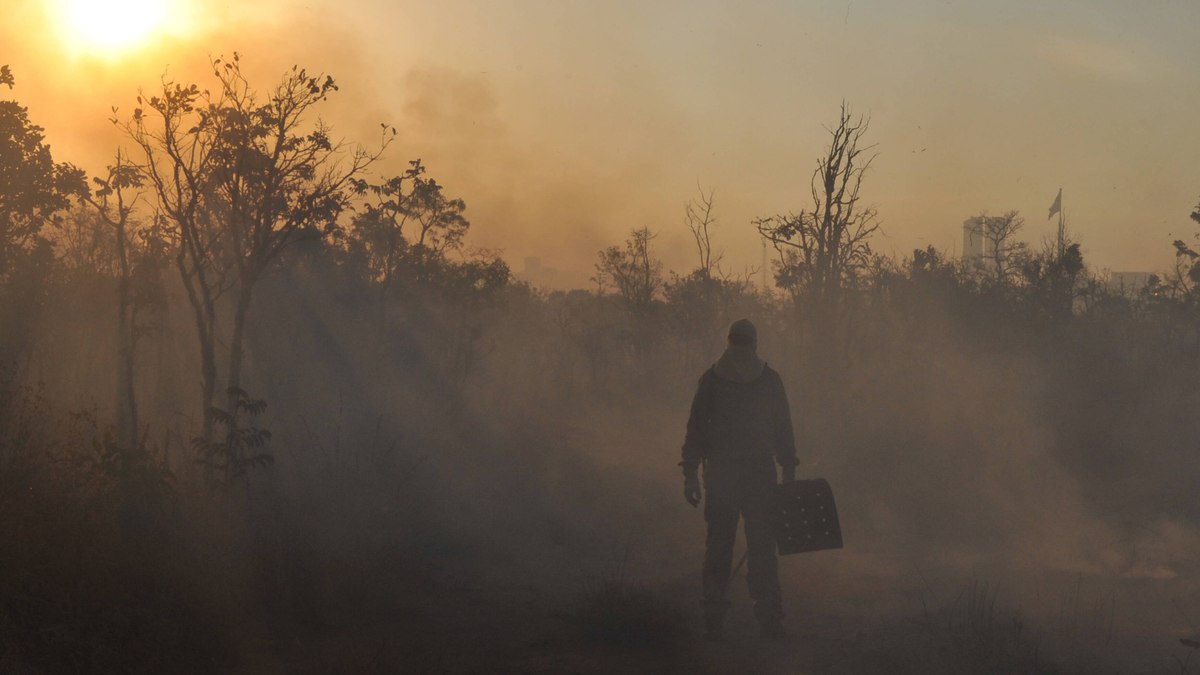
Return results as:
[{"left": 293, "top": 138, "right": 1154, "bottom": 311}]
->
[
  {"left": 81, "top": 428, "right": 176, "bottom": 505},
  {"left": 0, "top": 69, "right": 86, "bottom": 278},
  {"left": 120, "top": 53, "right": 387, "bottom": 440},
  {"left": 0, "top": 387, "right": 229, "bottom": 673},
  {"left": 1018, "top": 242, "right": 1085, "bottom": 318},
  {"left": 592, "top": 226, "right": 663, "bottom": 313},
  {"left": 1171, "top": 202, "right": 1200, "bottom": 291},
  {"left": 193, "top": 387, "right": 273, "bottom": 482},
  {"left": 347, "top": 158, "right": 473, "bottom": 292}
]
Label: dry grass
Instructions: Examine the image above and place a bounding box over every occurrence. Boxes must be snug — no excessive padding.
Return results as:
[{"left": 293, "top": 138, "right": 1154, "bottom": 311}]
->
[{"left": 561, "top": 573, "right": 687, "bottom": 651}]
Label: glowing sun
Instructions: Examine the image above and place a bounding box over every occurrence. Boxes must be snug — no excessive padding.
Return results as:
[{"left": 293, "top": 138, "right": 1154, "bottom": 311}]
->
[{"left": 56, "top": 0, "right": 173, "bottom": 55}]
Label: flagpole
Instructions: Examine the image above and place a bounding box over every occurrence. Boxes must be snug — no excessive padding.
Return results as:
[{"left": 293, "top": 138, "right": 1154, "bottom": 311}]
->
[
  {"left": 1057, "top": 194, "right": 1065, "bottom": 259},
  {"left": 1048, "top": 187, "right": 1064, "bottom": 258}
]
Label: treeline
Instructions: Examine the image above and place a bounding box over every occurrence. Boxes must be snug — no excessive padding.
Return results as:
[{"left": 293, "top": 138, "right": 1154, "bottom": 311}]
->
[{"left": 3, "top": 58, "right": 1200, "bottom": 671}]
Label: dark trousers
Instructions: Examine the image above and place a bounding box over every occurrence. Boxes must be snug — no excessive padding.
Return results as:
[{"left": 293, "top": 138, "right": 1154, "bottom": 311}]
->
[{"left": 702, "top": 462, "right": 782, "bottom": 625}]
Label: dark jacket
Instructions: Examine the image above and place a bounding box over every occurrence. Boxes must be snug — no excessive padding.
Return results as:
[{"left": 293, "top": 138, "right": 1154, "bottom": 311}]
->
[{"left": 680, "top": 364, "right": 799, "bottom": 474}]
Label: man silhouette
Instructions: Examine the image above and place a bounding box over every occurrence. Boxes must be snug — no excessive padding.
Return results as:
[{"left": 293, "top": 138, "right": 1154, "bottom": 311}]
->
[{"left": 680, "top": 318, "right": 798, "bottom": 640}]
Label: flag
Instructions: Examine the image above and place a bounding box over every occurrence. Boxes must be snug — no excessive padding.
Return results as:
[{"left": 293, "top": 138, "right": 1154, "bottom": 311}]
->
[{"left": 1047, "top": 188, "right": 1062, "bottom": 220}]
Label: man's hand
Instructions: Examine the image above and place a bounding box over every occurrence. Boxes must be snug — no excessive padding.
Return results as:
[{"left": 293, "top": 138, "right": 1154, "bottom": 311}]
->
[
  {"left": 684, "top": 474, "right": 702, "bottom": 507},
  {"left": 781, "top": 466, "right": 796, "bottom": 483}
]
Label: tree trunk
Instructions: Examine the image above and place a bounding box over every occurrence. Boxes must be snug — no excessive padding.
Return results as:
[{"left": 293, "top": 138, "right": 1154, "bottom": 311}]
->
[
  {"left": 226, "top": 282, "right": 255, "bottom": 411},
  {"left": 176, "top": 249, "right": 219, "bottom": 442},
  {"left": 114, "top": 215, "right": 138, "bottom": 445}
]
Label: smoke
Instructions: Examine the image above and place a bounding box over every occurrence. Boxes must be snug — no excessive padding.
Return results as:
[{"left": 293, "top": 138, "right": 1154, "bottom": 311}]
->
[{"left": 8, "top": 3, "right": 1200, "bottom": 670}]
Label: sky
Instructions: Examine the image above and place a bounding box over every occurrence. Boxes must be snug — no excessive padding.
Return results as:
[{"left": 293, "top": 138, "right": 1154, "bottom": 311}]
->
[{"left": 5, "top": 0, "right": 1200, "bottom": 287}]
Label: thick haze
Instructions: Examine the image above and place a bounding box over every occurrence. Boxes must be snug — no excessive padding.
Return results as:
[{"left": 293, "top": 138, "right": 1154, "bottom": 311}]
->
[{"left": 7, "top": 0, "right": 1200, "bottom": 286}]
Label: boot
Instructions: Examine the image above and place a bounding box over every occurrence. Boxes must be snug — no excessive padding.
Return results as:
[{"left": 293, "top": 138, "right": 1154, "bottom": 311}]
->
[{"left": 755, "top": 602, "right": 786, "bottom": 639}]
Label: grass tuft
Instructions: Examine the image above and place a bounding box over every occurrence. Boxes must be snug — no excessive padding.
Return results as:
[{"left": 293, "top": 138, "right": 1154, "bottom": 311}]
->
[{"left": 562, "top": 575, "right": 686, "bottom": 650}]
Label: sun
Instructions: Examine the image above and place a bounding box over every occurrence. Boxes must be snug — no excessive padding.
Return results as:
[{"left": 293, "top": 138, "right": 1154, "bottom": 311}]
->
[{"left": 56, "top": 0, "right": 173, "bottom": 55}]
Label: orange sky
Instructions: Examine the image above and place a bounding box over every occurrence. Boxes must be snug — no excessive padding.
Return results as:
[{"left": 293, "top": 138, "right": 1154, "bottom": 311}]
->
[{"left": 6, "top": 0, "right": 1200, "bottom": 287}]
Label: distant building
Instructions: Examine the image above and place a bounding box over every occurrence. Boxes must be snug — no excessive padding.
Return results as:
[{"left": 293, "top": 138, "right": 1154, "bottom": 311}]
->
[
  {"left": 962, "top": 216, "right": 990, "bottom": 260},
  {"left": 517, "top": 256, "right": 567, "bottom": 290},
  {"left": 961, "top": 216, "right": 1003, "bottom": 275},
  {"left": 1107, "top": 271, "right": 1152, "bottom": 295},
  {"left": 524, "top": 256, "right": 541, "bottom": 276}
]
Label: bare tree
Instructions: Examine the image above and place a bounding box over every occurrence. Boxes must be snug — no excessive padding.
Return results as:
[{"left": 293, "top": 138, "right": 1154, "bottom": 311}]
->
[
  {"left": 977, "top": 210, "right": 1027, "bottom": 285},
  {"left": 755, "top": 103, "right": 879, "bottom": 307},
  {"left": 592, "top": 227, "right": 663, "bottom": 314},
  {"left": 684, "top": 183, "right": 721, "bottom": 281}
]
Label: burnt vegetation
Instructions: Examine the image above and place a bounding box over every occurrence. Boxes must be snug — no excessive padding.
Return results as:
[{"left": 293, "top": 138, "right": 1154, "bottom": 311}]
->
[{"left": 4, "top": 59, "right": 1200, "bottom": 674}]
